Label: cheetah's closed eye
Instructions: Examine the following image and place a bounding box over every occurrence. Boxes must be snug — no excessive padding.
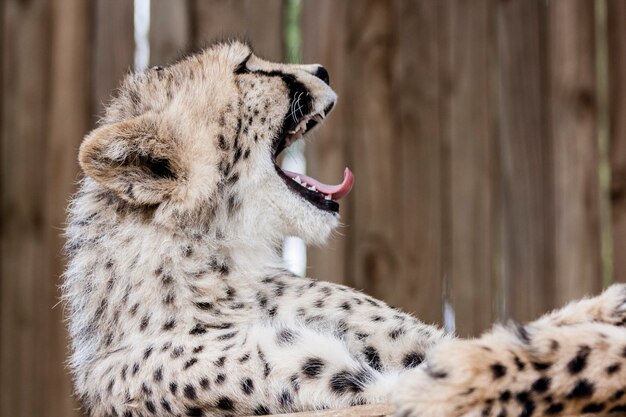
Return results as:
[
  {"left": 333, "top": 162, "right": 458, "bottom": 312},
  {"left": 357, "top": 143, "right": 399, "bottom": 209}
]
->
[{"left": 64, "top": 41, "right": 626, "bottom": 417}]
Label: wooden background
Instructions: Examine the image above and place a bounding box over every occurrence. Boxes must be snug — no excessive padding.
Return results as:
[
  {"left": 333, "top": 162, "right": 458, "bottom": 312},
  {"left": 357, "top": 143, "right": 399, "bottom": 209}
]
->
[{"left": 1, "top": 1, "right": 625, "bottom": 416}]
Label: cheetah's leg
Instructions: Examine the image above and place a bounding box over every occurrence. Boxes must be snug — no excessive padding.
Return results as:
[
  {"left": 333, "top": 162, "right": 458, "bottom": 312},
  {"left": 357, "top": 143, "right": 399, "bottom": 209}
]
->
[{"left": 393, "top": 285, "right": 626, "bottom": 417}]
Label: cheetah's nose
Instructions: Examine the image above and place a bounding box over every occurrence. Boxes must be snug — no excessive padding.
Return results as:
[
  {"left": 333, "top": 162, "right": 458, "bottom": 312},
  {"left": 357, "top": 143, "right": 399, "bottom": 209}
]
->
[{"left": 314, "top": 66, "right": 330, "bottom": 86}]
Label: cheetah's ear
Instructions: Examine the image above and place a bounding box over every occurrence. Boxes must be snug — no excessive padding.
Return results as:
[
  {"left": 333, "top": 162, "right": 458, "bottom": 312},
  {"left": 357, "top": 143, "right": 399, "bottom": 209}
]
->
[{"left": 79, "top": 116, "right": 183, "bottom": 205}]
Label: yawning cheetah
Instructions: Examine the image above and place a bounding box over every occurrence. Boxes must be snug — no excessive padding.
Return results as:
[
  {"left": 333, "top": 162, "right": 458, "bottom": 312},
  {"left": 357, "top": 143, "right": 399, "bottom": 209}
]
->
[{"left": 64, "top": 41, "right": 626, "bottom": 417}]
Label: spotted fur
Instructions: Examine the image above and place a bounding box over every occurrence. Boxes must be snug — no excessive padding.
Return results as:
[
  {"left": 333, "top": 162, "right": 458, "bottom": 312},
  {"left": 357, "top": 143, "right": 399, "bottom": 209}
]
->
[{"left": 64, "top": 41, "right": 626, "bottom": 417}]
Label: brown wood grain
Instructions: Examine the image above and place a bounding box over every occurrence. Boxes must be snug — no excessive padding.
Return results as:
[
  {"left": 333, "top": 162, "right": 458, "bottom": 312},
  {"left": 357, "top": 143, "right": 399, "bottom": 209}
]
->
[
  {"left": 193, "top": 0, "right": 285, "bottom": 62},
  {"left": 250, "top": 404, "right": 395, "bottom": 417},
  {"left": 444, "top": 0, "right": 498, "bottom": 337},
  {"left": 150, "top": 0, "right": 192, "bottom": 66},
  {"left": 0, "top": 0, "right": 92, "bottom": 416},
  {"left": 92, "top": 0, "right": 135, "bottom": 121},
  {"left": 548, "top": 0, "right": 601, "bottom": 302},
  {"left": 608, "top": 0, "right": 626, "bottom": 282},
  {"left": 495, "top": 0, "right": 556, "bottom": 322},
  {"left": 302, "top": 0, "right": 351, "bottom": 285},
  {"left": 388, "top": 0, "right": 444, "bottom": 324}
]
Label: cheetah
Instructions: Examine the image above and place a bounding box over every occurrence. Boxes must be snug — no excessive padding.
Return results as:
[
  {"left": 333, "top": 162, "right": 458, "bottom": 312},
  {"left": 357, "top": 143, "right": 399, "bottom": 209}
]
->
[{"left": 64, "top": 41, "right": 626, "bottom": 417}]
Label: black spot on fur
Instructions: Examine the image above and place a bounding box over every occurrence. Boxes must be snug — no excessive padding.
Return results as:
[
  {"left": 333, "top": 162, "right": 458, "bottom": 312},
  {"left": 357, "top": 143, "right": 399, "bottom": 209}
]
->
[
  {"left": 302, "top": 358, "right": 325, "bottom": 378},
  {"left": 215, "top": 373, "right": 226, "bottom": 384},
  {"left": 217, "top": 331, "right": 237, "bottom": 341},
  {"left": 490, "top": 363, "right": 507, "bottom": 379},
  {"left": 519, "top": 401, "right": 535, "bottom": 417},
  {"left": 217, "top": 397, "right": 235, "bottom": 411},
  {"left": 169, "top": 381, "right": 178, "bottom": 395},
  {"left": 279, "top": 390, "right": 293, "bottom": 408},
  {"left": 500, "top": 391, "right": 511, "bottom": 402},
  {"left": 145, "top": 400, "right": 156, "bottom": 414},
  {"left": 161, "top": 398, "right": 172, "bottom": 413},
  {"left": 162, "top": 318, "right": 176, "bottom": 331},
  {"left": 218, "top": 134, "right": 228, "bottom": 150},
  {"left": 567, "top": 345, "right": 590, "bottom": 374},
  {"left": 607, "top": 362, "right": 621, "bottom": 375},
  {"left": 567, "top": 379, "right": 595, "bottom": 399},
  {"left": 612, "top": 389, "right": 625, "bottom": 401},
  {"left": 193, "top": 345, "right": 204, "bottom": 354},
  {"left": 277, "top": 329, "right": 297, "bottom": 345},
  {"left": 171, "top": 346, "right": 184, "bottom": 358},
  {"left": 153, "top": 367, "right": 163, "bottom": 382},
  {"left": 183, "top": 384, "right": 197, "bottom": 400},
  {"left": 214, "top": 356, "right": 226, "bottom": 367},
  {"left": 184, "top": 358, "right": 198, "bottom": 370},
  {"left": 531, "top": 376, "right": 550, "bottom": 393},
  {"left": 186, "top": 407, "right": 203, "bottom": 416},
  {"left": 389, "top": 328, "right": 405, "bottom": 340},
  {"left": 402, "top": 352, "right": 424, "bottom": 369},
  {"left": 363, "top": 346, "right": 382, "bottom": 372},
  {"left": 545, "top": 403, "right": 563, "bottom": 415},
  {"left": 610, "top": 404, "right": 626, "bottom": 413},
  {"left": 254, "top": 405, "right": 270, "bottom": 415},
  {"left": 329, "top": 369, "right": 372, "bottom": 394},
  {"left": 514, "top": 355, "right": 526, "bottom": 371},
  {"left": 140, "top": 315, "right": 150, "bottom": 331},
  {"left": 194, "top": 301, "right": 213, "bottom": 310},
  {"left": 199, "top": 377, "right": 210, "bottom": 390},
  {"left": 241, "top": 378, "right": 255, "bottom": 395},
  {"left": 582, "top": 403, "right": 605, "bottom": 413},
  {"left": 143, "top": 346, "right": 153, "bottom": 360},
  {"left": 531, "top": 361, "right": 551, "bottom": 371},
  {"left": 132, "top": 363, "right": 140, "bottom": 375}
]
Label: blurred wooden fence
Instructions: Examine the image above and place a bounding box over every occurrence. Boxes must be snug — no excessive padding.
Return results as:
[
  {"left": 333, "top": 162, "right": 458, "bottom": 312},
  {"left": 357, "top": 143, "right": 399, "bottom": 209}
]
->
[{"left": 1, "top": 1, "right": 625, "bottom": 417}]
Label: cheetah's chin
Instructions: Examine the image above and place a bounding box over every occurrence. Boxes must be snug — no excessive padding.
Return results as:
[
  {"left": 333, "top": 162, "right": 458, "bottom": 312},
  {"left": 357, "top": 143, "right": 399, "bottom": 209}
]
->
[{"left": 272, "top": 110, "right": 354, "bottom": 213}]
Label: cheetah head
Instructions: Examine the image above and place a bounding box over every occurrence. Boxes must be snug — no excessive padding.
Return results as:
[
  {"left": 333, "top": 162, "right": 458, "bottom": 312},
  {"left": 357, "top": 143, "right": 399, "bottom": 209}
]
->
[{"left": 78, "top": 41, "right": 352, "bottom": 249}]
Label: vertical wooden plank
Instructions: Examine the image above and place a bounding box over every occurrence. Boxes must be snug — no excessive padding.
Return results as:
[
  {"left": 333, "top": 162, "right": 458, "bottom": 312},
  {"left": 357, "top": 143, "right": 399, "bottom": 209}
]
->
[
  {"left": 389, "top": 0, "right": 444, "bottom": 323},
  {"left": 341, "top": 0, "right": 398, "bottom": 308},
  {"left": 496, "top": 0, "right": 555, "bottom": 322},
  {"left": 549, "top": 0, "right": 601, "bottom": 302},
  {"left": 1, "top": 2, "right": 52, "bottom": 415},
  {"left": 92, "top": 0, "right": 135, "bottom": 120},
  {"left": 608, "top": 0, "right": 626, "bottom": 282},
  {"left": 150, "top": 0, "right": 192, "bottom": 66},
  {"left": 302, "top": 0, "right": 350, "bottom": 284},
  {"left": 446, "top": 0, "right": 498, "bottom": 337},
  {"left": 44, "top": 1, "right": 92, "bottom": 415},
  {"left": 1, "top": 0, "right": 91, "bottom": 416},
  {"left": 303, "top": 1, "right": 445, "bottom": 323},
  {"left": 193, "top": 0, "right": 285, "bottom": 62}
]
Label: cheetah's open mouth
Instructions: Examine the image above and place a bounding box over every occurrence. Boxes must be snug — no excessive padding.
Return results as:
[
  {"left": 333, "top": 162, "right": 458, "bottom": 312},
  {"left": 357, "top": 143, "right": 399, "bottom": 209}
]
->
[{"left": 273, "top": 102, "right": 354, "bottom": 213}]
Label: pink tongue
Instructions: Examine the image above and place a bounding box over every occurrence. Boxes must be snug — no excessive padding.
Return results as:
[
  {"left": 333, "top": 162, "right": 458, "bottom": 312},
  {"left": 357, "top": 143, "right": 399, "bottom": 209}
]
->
[{"left": 283, "top": 167, "right": 354, "bottom": 200}]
